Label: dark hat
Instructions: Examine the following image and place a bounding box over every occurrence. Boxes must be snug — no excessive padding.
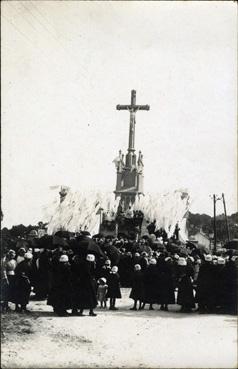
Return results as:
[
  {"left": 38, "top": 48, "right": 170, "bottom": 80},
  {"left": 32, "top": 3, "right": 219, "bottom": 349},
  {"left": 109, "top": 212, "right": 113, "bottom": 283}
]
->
[
  {"left": 81, "top": 231, "right": 91, "bottom": 237},
  {"left": 142, "top": 235, "right": 149, "bottom": 240}
]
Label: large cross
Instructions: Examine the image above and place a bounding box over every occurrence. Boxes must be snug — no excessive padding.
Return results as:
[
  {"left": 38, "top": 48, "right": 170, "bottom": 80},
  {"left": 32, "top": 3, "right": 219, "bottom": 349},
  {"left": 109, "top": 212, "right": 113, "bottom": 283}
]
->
[{"left": 116, "top": 90, "right": 150, "bottom": 152}]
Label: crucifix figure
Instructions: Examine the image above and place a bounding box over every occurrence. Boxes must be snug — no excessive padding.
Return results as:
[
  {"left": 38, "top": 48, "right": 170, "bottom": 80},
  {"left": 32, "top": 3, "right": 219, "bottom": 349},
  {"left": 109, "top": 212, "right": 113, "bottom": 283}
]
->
[{"left": 116, "top": 90, "right": 150, "bottom": 152}]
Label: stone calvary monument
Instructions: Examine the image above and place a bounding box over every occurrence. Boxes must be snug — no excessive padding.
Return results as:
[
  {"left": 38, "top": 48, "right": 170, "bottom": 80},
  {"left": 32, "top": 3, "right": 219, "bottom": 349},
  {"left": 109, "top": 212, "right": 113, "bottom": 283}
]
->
[
  {"left": 45, "top": 90, "right": 189, "bottom": 238},
  {"left": 114, "top": 90, "right": 150, "bottom": 210},
  {"left": 100, "top": 90, "right": 150, "bottom": 236}
]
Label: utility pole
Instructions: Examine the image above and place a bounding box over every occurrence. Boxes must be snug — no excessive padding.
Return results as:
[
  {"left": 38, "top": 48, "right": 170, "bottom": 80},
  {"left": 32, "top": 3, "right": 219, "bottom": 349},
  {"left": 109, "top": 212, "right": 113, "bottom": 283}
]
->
[
  {"left": 222, "top": 193, "right": 230, "bottom": 241},
  {"left": 211, "top": 194, "right": 222, "bottom": 253},
  {"left": 213, "top": 194, "right": 217, "bottom": 253}
]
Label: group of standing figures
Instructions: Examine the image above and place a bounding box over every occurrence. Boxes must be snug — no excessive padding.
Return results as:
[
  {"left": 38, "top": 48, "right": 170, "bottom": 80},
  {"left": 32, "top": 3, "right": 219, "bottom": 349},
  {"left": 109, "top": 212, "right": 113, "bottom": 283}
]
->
[
  {"left": 47, "top": 252, "right": 237, "bottom": 316},
  {"left": 47, "top": 254, "right": 122, "bottom": 316},
  {"left": 1, "top": 238, "right": 237, "bottom": 316}
]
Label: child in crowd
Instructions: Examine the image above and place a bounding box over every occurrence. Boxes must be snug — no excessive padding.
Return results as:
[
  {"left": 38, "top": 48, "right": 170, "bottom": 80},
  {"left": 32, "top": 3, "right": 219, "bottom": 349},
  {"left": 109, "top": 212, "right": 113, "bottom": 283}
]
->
[
  {"left": 97, "top": 278, "right": 108, "bottom": 309},
  {"left": 129, "top": 264, "right": 144, "bottom": 310},
  {"left": 107, "top": 266, "right": 121, "bottom": 310}
]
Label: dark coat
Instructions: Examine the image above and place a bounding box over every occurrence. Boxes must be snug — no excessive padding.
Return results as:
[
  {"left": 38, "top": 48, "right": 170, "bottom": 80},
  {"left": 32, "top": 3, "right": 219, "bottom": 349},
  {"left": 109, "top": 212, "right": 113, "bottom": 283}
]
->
[
  {"left": 223, "top": 260, "right": 238, "bottom": 312},
  {"left": 106, "top": 272, "right": 121, "bottom": 298},
  {"left": 1, "top": 258, "right": 8, "bottom": 302},
  {"left": 195, "top": 262, "right": 215, "bottom": 307},
  {"left": 157, "top": 260, "right": 175, "bottom": 304},
  {"left": 129, "top": 270, "right": 144, "bottom": 301},
  {"left": 177, "top": 265, "right": 195, "bottom": 308},
  {"left": 143, "top": 264, "right": 159, "bottom": 304},
  {"left": 71, "top": 259, "right": 83, "bottom": 309},
  {"left": 140, "top": 257, "right": 148, "bottom": 272},
  {"left": 147, "top": 222, "right": 156, "bottom": 235},
  {"left": 213, "top": 264, "right": 226, "bottom": 308},
  {"left": 75, "top": 260, "right": 97, "bottom": 309},
  {"left": 47, "top": 262, "right": 72, "bottom": 310},
  {"left": 14, "top": 260, "right": 33, "bottom": 306},
  {"left": 34, "top": 251, "right": 50, "bottom": 298},
  {"left": 7, "top": 275, "right": 16, "bottom": 303},
  {"left": 118, "top": 254, "right": 134, "bottom": 287}
]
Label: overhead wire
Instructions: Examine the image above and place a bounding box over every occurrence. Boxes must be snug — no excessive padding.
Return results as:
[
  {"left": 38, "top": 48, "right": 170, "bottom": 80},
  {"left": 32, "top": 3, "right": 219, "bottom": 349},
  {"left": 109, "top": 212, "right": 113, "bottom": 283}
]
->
[
  {"left": 3, "top": 1, "right": 99, "bottom": 132},
  {"left": 21, "top": 1, "right": 88, "bottom": 79},
  {"left": 19, "top": 1, "right": 92, "bottom": 117}
]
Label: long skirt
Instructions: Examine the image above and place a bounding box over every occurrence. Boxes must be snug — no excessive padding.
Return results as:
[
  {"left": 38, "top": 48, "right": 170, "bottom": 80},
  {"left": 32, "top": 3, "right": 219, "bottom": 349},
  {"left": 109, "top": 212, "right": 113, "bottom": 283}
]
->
[
  {"left": 47, "top": 285, "right": 72, "bottom": 310},
  {"left": 177, "top": 276, "right": 195, "bottom": 308},
  {"left": 76, "top": 278, "right": 97, "bottom": 310},
  {"left": 7, "top": 275, "right": 16, "bottom": 303},
  {"left": 14, "top": 275, "right": 31, "bottom": 306}
]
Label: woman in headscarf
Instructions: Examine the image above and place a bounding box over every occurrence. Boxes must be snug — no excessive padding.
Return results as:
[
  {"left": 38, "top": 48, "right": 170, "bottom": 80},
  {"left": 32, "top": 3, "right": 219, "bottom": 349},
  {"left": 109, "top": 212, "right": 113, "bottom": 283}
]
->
[
  {"left": 141, "top": 258, "right": 158, "bottom": 310},
  {"left": 1, "top": 250, "right": 9, "bottom": 312},
  {"left": 47, "top": 254, "right": 72, "bottom": 316},
  {"left": 14, "top": 252, "right": 33, "bottom": 313},
  {"left": 157, "top": 256, "right": 175, "bottom": 311},
  {"left": 195, "top": 254, "right": 216, "bottom": 313},
  {"left": 75, "top": 254, "right": 97, "bottom": 316},
  {"left": 5, "top": 250, "right": 17, "bottom": 306}
]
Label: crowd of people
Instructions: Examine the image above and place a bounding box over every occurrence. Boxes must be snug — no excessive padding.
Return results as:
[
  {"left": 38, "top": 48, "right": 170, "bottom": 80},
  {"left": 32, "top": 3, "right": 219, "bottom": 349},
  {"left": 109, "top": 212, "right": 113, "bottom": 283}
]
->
[{"left": 1, "top": 230, "right": 237, "bottom": 317}]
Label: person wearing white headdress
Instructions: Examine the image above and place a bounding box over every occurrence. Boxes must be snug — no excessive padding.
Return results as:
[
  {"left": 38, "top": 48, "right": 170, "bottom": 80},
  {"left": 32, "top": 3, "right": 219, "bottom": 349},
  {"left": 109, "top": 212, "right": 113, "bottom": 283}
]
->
[
  {"left": 5, "top": 250, "right": 17, "bottom": 307},
  {"left": 141, "top": 256, "right": 159, "bottom": 311},
  {"left": 214, "top": 257, "right": 226, "bottom": 313},
  {"left": 222, "top": 253, "right": 238, "bottom": 314},
  {"left": 14, "top": 251, "right": 33, "bottom": 313},
  {"left": 195, "top": 253, "right": 216, "bottom": 313},
  {"left": 157, "top": 256, "right": 175, "bottom": 312},
  {"left": 73, "top": 254, "right": 97, "bottom": 316},
  {"left": 204, "top": 254, "right": 212, "bottom": 262},
  {"left": 1, "top": 250, "right": 9, "bottom": 313},
  {"left": 47, "top": 253, "right": 72, "bottom": 316},
  {"left": 107, "top": 266, "right": 121, "bottom": 310}
]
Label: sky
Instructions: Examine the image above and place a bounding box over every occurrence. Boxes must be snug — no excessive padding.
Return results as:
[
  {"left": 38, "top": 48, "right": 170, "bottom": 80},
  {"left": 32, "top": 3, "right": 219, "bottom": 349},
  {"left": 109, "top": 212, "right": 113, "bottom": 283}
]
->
[{"left": 2, "top": 1, "right": 237, "bottom": 227}]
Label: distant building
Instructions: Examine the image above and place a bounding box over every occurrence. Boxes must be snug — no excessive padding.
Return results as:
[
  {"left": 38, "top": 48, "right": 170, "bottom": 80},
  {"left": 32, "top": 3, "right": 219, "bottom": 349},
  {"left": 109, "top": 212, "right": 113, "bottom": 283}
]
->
[{"left": 189, "top": 230, "right": 211, "bottom": 249}]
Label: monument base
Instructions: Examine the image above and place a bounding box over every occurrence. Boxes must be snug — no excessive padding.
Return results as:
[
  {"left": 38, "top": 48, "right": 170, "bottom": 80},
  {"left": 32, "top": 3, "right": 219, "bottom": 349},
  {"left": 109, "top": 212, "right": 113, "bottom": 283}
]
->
[{"left": 99, "top": 213, "right": 143, "bottom": 239}]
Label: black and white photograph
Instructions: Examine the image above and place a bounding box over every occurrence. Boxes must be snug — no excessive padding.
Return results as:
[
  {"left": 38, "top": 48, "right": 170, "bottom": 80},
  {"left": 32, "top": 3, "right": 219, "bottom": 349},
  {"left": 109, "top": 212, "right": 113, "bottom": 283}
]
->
[{"left": 1, "top": 1, "right": 237, "bottom": 368}]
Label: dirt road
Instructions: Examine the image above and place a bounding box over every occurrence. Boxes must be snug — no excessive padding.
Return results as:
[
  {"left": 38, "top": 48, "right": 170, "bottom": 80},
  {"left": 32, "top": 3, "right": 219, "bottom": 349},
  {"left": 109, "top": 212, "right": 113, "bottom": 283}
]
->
[{"left": 1, "top": 289, "right": 237, "bottom": 368}]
